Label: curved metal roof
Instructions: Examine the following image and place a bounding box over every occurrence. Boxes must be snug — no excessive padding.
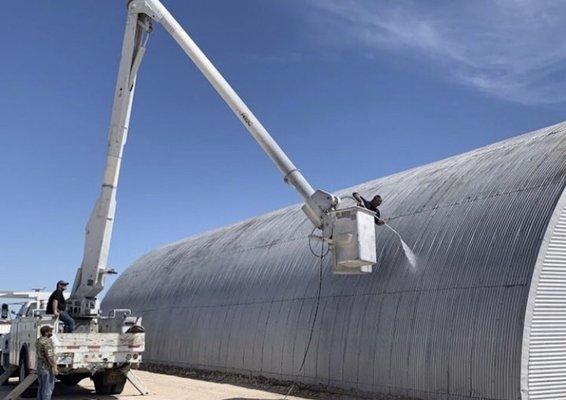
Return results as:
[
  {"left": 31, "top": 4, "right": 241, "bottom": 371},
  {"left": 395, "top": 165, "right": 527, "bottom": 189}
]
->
[{"left": 103, "top": 122, "right": 566, "bottom": 399}]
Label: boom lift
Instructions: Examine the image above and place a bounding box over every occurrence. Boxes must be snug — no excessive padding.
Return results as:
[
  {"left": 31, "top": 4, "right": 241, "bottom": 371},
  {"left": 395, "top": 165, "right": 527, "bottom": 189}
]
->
[
  {"left": 2, "top": 0, "right": 379, "bottom": 397},
  {"left": 71, "top": 0, "right": 378, "bottom": 318}
]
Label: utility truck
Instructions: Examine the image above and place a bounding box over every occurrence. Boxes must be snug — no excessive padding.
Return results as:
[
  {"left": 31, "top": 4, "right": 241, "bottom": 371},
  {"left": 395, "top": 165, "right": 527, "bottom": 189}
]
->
[
  {"left": 2, "top": 0, "right": 379, "bottom": 397},
  {"left": 0, "top": 291, "right": 144, "bottom": 397}
]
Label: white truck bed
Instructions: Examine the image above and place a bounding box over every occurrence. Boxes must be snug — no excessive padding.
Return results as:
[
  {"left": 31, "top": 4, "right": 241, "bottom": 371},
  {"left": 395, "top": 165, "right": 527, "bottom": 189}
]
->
[{"left": 54, "top": 332, "right": 144, "bottom": 371}]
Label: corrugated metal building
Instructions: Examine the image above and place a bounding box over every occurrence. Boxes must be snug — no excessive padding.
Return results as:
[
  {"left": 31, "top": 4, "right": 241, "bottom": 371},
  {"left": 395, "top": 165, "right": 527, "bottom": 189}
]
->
[{"left": 102, "top": 122, "right": 566, "bottom": 400}]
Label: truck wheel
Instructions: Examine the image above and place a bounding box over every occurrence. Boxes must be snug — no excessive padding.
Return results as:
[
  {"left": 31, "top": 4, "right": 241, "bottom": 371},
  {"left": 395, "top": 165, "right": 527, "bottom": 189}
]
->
[
  {"left": 93, "top": 371, "right": 127, "bottom": 395},
  {"left": 92, "top": 372, "right": 112, "bottom": 395},
  {"left": 110, "top": 376, "right": 127, "bottom": 395},
  {"left": 18, "top": 356, "right": 27, "bottom": 382},
  {"left": 0, "top": 365, "right": 7, "bottom": 386},
  {"left": 18, "top": 355, "right": 36, "bottom": 398}
]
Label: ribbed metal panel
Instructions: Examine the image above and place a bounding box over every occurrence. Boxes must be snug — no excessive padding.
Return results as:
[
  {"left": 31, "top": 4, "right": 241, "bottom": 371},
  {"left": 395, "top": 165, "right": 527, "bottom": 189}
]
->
[
  {"left": 524, "top": 194, "right": 566, "bottom": 400},
  {"left": 103, "top": 122, "right": 566, "bottom": 400}
]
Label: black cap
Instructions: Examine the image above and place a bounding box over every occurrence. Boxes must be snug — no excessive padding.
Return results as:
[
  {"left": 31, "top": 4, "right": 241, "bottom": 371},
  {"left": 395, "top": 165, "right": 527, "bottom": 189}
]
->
[{"left": 57, "top": 280, "right": 69, "bottom": 286}]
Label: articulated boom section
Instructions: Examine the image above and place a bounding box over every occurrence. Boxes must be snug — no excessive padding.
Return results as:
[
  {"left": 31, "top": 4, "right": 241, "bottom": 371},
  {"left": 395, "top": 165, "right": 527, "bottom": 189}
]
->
[
  {"left": 72, "top": 0, "right": 377, "bottom": 318},
  {"left": 70, "top": 10, "right": 152, "bottom": 318},
  {"left": 126, "top": 0, "right": 378, "bottom": 272}
]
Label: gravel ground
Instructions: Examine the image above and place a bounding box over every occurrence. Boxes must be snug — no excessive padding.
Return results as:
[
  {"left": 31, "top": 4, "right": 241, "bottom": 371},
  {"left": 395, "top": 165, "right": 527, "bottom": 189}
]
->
[{"left": 0, "top": 370, "right": 309, "bottom": 400}]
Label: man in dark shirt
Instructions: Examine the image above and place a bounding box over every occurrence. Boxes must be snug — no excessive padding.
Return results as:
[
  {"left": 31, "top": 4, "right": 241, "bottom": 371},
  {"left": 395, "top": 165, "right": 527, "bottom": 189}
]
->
[
  {"left": 353, "top": 192, "right": 385, "bottom": 225},
  {"left": 46, "top": 280, "right": 75, "bottom": 333}
]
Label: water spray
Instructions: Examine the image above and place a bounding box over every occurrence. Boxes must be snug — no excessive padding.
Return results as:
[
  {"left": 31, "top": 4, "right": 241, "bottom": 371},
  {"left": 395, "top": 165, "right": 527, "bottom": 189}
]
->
[{"left": 383, "top": 223, "right": 417, "bottom": 269}]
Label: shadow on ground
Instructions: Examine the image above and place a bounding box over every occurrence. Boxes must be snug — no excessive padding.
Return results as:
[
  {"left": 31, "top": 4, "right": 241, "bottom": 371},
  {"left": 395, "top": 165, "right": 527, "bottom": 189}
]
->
[
  {"left": 55, "top": 382, "right": 120, "bottom": 399},
  {"left": 0, "top": 380, "right": 119, "bottom": 400}
]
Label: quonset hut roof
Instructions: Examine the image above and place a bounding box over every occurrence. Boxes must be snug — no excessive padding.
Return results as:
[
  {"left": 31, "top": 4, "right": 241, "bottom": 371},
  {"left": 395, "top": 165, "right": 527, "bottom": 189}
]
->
[{"left": 103, "top": 122, "right": 566, "bottom": 400}]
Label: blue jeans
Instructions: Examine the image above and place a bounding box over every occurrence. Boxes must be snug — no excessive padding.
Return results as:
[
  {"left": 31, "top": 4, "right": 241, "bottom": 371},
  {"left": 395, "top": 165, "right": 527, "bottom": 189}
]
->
[
  {"left": 36, "top": 366, "right": 55, "bottom": 400},
  {"left": 58, "top": 311, "right": 75, "bottom": 333}
]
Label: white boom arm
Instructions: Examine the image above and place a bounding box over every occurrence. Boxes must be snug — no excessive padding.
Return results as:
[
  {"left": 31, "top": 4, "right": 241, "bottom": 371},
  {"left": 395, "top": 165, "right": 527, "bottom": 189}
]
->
[
  {"left": 126, "top": 0, "right": 338, "bottom": 222},
  {"left": 71, "top": 0, "right": 373, "bottom": 317},
  {"left": 69, "top": 10, "right": 152, "bottom": 316}
]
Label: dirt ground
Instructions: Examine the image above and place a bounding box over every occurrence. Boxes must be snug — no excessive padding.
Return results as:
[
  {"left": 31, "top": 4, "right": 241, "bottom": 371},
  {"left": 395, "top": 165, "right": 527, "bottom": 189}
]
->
[{"left": 0, "top": 370, "right": 309, "bottom": 400}]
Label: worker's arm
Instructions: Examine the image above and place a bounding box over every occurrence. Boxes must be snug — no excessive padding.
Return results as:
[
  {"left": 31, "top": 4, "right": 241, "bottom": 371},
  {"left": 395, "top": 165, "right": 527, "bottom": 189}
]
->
[
  {"left": 48, "top": 356, "right": 58, "bottom": 374},
  {"left": 352, "top": 192, "right": 364, "bottom": 206},
  {"left": 46, "top": 343, "right": 58, "bottom": 374},
  {"left": 37, "top": 341, "right": 58, "bottom": 374},
  {"left": 52, "top": 299, "right": 59, "bottom": 316}
]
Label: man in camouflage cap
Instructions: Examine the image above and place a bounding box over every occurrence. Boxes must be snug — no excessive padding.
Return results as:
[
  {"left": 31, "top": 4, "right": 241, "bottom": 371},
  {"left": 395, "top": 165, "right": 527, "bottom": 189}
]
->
[{"left": 36, "top": 325, "right": 57, "bottom": 400}]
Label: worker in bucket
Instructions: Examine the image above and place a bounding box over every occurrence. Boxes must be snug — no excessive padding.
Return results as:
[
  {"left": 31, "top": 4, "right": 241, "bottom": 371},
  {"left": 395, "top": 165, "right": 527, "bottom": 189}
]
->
[
  {"left": 36, "top": 325, "right": 57, "bottom": 400},
  {"left": 353, "top": 192, "right": 385, "bottom": 226},
  {"left": 46, "top": 280, "right": 75, "bottom": 333}
]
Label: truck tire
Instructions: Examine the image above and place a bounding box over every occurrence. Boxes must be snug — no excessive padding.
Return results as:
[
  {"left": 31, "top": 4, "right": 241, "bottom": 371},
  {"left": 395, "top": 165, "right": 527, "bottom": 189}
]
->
[
  {"left": 93, "top": 370, "right": 127, "bottom": 395},
  {"left": 18, "top": 355, "right": 27, "bottom": 382},
  {"left": 18, "top": 353, "right": 36, "bottom": 398},
  {"left": 110, "top": 377, "right": 126, "bottom": 395},
  {"left": 93, "top": 374, "right": 112, "bottom": 395}
]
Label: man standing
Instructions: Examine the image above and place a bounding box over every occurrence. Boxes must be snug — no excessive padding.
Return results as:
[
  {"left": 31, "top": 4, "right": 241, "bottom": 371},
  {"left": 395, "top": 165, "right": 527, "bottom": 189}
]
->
[
  {"left": 353, "top": 192, "right": 385, "bottom": 225},
  {"left": 46, "top": 281, "right": 75, "bottom": 333},
  {"left": 36, "top": 325, "right": 57, "bottom": 400}
]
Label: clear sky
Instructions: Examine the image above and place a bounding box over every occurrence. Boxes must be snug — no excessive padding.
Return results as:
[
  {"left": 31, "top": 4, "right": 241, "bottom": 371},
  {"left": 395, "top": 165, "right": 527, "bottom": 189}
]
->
[{"left": 1, "top": 0, "right": 565, "bottom": 293}]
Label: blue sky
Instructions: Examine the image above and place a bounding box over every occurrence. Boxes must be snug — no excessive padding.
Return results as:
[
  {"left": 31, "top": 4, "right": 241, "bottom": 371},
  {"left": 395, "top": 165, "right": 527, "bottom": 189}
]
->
[{"left": 1, "top": 0, "right": 565, "bottom": 293}]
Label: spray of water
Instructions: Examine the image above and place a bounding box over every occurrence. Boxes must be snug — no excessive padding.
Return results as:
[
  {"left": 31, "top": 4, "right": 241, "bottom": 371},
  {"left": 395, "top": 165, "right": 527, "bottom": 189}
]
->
[{"left": 383, "top": 223, "right": 417, "bottom": 269}]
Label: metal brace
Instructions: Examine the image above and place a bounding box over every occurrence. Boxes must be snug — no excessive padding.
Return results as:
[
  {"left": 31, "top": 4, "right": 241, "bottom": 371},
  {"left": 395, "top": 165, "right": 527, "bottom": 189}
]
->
[
  {"left": 0, "top": 366, "right": 16, "bottom": 387},
  {"left": 122, "top": 368, "right": 149, "bottom": 395},
  {"left": 2, "top": 373, "right": 37, "bottom": 400}
]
